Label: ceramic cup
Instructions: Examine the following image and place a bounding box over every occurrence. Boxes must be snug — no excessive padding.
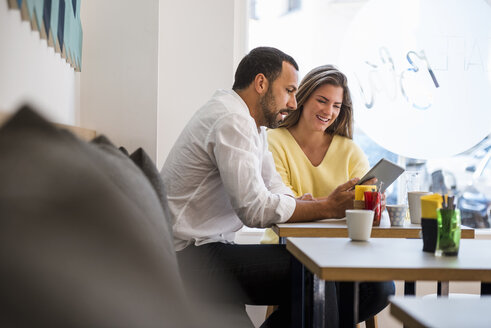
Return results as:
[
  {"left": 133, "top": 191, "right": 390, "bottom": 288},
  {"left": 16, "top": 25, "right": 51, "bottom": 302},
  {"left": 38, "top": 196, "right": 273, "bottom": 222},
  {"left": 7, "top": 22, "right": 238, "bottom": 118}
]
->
[
  {"left": 407, "top": 191, "right": 432, "bottom": 224},
  {"left": 386, "top": 204, "right": 408, "bottom": 227},
  {"left": 346, "top": 209, "right": 374, "bottom": 241}
]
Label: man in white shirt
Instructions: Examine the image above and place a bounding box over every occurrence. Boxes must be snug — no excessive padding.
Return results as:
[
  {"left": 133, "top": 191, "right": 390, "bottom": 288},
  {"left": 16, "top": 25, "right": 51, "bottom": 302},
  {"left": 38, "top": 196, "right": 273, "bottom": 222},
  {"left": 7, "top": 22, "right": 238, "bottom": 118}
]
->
[
  {"left": 163, "top": 49, "right": 356, "bottom": 251},
  {"left": 161, "top": 47, "right": 392, "bottom": 327}
]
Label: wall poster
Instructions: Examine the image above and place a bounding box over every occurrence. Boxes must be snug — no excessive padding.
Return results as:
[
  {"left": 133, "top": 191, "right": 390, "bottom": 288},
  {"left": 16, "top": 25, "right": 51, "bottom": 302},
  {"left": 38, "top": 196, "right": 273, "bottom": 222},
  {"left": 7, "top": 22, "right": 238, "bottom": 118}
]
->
[{"left": 7, "top": 0, "right": 83, "bottom": 72}]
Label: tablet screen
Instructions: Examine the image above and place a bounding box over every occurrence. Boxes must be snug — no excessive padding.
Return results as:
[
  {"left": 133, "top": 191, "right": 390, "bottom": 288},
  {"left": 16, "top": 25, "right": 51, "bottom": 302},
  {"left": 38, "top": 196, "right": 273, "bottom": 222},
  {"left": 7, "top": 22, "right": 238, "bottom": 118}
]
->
[{"left": 357, "top": 158, "right": 405, "bottom": 193}]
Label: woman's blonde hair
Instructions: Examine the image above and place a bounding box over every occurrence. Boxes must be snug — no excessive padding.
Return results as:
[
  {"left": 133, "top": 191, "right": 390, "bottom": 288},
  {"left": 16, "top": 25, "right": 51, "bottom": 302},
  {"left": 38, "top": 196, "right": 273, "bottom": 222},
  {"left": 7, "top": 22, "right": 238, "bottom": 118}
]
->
[{"left": 281, "top": 64, "right": 353, "bottom": 139}]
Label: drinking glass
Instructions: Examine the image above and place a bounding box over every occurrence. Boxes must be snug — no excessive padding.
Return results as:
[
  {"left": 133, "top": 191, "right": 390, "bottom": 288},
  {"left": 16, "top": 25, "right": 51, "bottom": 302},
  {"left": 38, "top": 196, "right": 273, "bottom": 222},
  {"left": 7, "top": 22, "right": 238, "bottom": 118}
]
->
[
  {"left": 364, "top": 191, "right": 382, "bottom": 226},
  {"left": 404, "top": 170, "right": 421, "bottom": 221}
]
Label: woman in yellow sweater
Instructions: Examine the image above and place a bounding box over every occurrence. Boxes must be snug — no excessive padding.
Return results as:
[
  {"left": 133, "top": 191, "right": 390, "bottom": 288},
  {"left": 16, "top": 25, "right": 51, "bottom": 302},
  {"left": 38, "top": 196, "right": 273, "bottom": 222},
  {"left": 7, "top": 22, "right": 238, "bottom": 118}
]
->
[
  {"left": 262, "top": 64, "right": 393, "bottom": 325},
  {"left": 262, "top": 64, "right": 371, "bottom": 243}
]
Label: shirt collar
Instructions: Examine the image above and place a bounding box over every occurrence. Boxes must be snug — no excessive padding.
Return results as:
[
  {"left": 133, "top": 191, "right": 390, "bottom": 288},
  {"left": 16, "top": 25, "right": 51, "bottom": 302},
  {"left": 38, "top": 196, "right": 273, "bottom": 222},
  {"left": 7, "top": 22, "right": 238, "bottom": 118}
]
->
[
  {"left": 219, "top": 89, "right": 262, "bottom": 134},
  {"left": 228, "top": 89, "right": 250, "bottom": 114}
]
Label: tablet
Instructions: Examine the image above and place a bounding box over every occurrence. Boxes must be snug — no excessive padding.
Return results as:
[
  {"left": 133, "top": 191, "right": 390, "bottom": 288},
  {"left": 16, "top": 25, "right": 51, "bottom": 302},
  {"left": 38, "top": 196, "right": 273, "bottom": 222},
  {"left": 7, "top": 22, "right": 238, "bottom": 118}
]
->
[{"left": 356, "top": 158, "right": 405, "bottom": 192}]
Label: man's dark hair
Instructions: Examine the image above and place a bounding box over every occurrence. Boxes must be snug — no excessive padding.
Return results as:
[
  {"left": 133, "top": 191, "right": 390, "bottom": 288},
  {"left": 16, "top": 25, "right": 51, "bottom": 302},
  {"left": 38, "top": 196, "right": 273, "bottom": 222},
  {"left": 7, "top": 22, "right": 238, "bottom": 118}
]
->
[{"left": 232, "top": 47, "right": 299, "bottom": 91}]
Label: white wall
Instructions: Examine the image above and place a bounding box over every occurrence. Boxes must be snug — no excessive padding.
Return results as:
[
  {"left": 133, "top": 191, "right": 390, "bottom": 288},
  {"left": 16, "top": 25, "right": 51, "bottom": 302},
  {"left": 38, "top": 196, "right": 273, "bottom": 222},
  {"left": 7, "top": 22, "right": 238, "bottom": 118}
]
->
[
  {"left": 1, "top": 0, "right": 246, "bottom": 165},
  {"left": 0, "top": 0, "right": 78, "bottom": 124},
  {"left": 157, "top": 0, "right": 248, "bottom": 168},
  {"left": 80, "top": 0, "right": 160, "bottom": 158}
]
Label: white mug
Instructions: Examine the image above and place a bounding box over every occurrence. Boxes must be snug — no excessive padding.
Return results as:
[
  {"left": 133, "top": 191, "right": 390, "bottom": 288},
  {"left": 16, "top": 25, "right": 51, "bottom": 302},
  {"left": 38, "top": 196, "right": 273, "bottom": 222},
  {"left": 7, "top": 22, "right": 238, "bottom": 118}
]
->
[
  {"left": 346, "top": 209, "right": 374, "bottom": 241},
  {"left": 407, "top": 191, "right": 432, "bottom": 224}
]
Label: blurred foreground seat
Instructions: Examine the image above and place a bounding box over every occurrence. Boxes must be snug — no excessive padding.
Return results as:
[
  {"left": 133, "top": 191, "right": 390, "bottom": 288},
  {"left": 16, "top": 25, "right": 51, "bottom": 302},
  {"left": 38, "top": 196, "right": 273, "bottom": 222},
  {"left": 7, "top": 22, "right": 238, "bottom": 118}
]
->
[{"left": 0, "top": 106, "right": 252, "bottom": 328}]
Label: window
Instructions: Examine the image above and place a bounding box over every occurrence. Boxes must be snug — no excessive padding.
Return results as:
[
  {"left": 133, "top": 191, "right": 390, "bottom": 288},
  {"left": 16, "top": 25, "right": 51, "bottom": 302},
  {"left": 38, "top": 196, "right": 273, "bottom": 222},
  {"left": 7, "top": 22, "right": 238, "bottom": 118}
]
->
[{"left": 249, "top": 0, "right": 491, "bottom": 227}]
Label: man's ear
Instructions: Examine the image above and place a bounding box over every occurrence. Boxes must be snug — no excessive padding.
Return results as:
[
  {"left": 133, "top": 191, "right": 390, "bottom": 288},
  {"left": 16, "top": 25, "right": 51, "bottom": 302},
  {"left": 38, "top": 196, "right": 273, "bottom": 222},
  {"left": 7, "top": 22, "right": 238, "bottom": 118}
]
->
[{"left": 254, "top": 73, "right": 269, "bottom": 95}]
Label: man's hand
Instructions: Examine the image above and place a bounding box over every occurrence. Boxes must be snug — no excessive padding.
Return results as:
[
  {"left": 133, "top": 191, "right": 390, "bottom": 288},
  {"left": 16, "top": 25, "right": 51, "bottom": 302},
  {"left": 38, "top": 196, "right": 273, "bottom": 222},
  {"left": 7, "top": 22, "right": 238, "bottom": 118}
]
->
[
  {"left": 288, "top": 178, "right": 358, "bottom": 223},
  {"left": 286, "top": 178, "right": 383, "bottom": 223},
  {"left": 322, "top": 178, "right": 359, "bottom": 218}
]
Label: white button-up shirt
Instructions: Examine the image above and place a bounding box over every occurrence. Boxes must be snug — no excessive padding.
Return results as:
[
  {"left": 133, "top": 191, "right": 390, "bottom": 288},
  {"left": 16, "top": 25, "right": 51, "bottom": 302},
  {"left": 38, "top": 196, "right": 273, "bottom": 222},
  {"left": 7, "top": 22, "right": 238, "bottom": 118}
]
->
[{"left": 161, "top": 89, "right": 296, "bottom": 251}]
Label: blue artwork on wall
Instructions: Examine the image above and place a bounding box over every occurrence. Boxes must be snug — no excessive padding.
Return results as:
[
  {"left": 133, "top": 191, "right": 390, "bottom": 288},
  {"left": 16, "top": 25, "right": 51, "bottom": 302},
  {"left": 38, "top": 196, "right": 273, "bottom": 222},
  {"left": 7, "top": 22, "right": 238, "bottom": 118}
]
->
[
  {"left": 7, "top": 0, "right": 83, "bottom": 72},
  {"left": 43, "top": 0, "right": 52, "bottom": 42},
  {"left": 49, "top": 0, "right": 60, "bottom": 52},
  {"left": 57, "top": 0, "right": 65, "bottom": 54}
]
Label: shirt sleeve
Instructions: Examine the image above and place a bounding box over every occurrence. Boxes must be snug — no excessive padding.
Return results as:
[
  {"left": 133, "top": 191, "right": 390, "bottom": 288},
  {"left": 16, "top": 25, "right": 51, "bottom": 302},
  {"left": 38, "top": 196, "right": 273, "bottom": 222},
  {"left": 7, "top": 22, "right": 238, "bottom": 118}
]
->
[
  {"left": 206, "top": 114, "right": 296, "bottom": 228},
  {"left": 268, "top": 130, "right": 302, "bottom": 197}
]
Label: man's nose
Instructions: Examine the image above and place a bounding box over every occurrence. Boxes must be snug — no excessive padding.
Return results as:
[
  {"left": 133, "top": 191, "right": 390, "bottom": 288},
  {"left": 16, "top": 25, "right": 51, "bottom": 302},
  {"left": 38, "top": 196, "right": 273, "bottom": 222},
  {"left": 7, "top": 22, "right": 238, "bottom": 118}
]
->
[{"left": 287, "top": 95, "right": 297, "bottom": 110}]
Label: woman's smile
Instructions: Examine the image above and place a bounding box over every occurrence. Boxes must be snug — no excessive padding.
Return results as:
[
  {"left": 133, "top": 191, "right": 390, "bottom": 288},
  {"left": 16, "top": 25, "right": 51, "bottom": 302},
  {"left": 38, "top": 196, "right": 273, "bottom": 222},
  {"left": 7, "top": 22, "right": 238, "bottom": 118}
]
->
[{"left": 316, "top": 114, "right": 330, "bottom": 123}]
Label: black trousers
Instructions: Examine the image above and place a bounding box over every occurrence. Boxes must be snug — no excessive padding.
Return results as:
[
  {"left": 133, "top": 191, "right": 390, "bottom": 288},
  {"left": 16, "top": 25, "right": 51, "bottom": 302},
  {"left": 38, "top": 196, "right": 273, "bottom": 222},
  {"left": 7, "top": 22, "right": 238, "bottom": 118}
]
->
[{"left": 177, "top": 243, "right": 394, "bottom": 328}]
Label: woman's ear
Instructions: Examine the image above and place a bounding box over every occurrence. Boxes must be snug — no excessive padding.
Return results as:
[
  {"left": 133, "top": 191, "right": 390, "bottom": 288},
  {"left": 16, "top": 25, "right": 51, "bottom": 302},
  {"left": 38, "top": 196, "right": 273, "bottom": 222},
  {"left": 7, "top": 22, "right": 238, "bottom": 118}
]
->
[{"left": 254, "top": 73, "right": 269, "bottom": 95}]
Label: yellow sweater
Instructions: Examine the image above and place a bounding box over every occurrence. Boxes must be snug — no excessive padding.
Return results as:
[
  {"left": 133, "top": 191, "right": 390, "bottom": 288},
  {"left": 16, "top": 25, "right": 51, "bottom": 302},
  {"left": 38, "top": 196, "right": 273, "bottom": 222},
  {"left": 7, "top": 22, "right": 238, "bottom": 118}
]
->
[{"left": 261, "top": 128, "right": 369, "bottom": 243}]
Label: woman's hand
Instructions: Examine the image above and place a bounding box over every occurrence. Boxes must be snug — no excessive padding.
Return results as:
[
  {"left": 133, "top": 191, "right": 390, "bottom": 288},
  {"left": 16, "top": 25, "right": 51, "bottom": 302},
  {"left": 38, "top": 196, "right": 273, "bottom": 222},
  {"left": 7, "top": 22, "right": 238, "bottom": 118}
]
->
[{"left": 380, "top": 192, "right": 387, "bottom": 212}]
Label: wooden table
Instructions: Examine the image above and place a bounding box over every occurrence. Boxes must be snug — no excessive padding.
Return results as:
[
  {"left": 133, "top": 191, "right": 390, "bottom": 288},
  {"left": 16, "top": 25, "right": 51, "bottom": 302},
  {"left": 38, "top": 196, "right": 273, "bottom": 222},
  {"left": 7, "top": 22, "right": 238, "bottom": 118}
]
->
[
  {"left": 390, "top": 296, "right": 491, "bottom": 328},
  {"left": 274, "top": 215, "right": 475, "bottom": 242},
  {"left": 278, "top": 214, "right": 476, "bottom": 327},
  {"left": 286, "top": 238, "right": 491, "bottom": 327}
]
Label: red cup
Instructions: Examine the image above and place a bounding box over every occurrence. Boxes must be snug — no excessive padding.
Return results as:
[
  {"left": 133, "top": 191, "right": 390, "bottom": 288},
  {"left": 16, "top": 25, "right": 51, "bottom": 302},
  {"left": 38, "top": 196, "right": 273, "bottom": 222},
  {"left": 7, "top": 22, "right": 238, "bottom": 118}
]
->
[{"left": 364, "top": 191, "right": 382, "bottom": 226}]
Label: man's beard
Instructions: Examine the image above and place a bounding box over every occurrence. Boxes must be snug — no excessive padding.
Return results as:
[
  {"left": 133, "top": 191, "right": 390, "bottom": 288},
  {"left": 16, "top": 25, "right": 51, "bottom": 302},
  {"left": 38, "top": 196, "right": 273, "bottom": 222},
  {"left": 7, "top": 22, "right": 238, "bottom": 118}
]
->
[{"left": 259, "top": 88, "right": 290, "bottom": 129}]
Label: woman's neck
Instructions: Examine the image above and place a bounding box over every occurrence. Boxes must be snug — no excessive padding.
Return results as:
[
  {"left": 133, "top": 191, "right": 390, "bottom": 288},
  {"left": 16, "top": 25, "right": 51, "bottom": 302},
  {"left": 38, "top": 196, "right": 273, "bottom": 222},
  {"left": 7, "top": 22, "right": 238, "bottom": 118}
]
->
[
  {"left": 288, "top": 121, "right": 332, "bottom": 149},
  {"left": 288, "top": 122, "right": 333, "bottom": 167}
]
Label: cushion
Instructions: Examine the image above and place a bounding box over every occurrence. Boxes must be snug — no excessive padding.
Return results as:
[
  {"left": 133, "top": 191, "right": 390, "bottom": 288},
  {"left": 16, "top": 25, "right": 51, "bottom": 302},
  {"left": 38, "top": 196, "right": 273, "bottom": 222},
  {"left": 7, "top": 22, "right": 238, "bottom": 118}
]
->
[
  {"left": 0, "top": 106, "right": 191, "bottom": 327},
  {"left": 129, "top": 147, "right": 174, "bottom": 229},
  {"left": 116, "top": 144, "right": 173, "bottom": 229},
  {"left": 118, "top": 146, "right": 130, "bottom": 156},
  {"left": 89, "top": 135, "right": 175, "bottom": 253}
]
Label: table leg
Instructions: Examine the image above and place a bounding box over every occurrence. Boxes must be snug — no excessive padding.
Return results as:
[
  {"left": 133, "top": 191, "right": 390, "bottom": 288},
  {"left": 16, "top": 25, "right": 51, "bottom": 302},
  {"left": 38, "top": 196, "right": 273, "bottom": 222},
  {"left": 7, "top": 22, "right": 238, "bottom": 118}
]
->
[
  {"left": 304, "top": 269, "right": 313, "bottom": 328},
  {"left": 279, "top": 236, "right": 286, "bottom": 245},
  {"left": 404, "top": 281, "right": 415, "bottom": 295},
  {"left": 338, "top": 281, "right": 359, "bottom": 327},
  {"left": 439, "top": 281, "right": 449, "bottom": 296},
  {"left": 311, "top": 276, "right": 339, "bottom": 328},
  {"left": 313, "top": 275, "right": 325, "bottom": 328},
  {"left": 353, "top": 282, "right": 359, "bottom": 327},
  {"left": 291, "top": 257, "right": 305, "bottom": 328},
  {"left": 402, "top": 282, "right": 415, "bottom": 328},
  {"left": 481, "top": 283, "right": 491, "bottom": 295}
]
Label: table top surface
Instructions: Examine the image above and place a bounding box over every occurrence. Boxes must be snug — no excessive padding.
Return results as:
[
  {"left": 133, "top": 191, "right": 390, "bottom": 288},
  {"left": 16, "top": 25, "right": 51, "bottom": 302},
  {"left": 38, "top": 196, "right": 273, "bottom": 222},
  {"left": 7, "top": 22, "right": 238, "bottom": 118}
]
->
[
  {"left": 286, "top": 238, "right": 491, "bottom": 282},
  {"left": 274, "top": 214, "right": 475, "bottom": 239},
  {"left": 389, "top": 296, "right": 491, "bottom": 328}
]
